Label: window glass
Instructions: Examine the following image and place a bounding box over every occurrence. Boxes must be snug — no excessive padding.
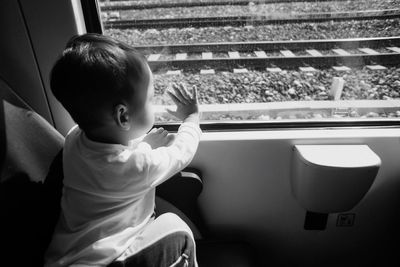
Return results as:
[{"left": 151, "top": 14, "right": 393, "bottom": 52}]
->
[{"left": 98, "top": 0, "right": 400, "bottom": 124}]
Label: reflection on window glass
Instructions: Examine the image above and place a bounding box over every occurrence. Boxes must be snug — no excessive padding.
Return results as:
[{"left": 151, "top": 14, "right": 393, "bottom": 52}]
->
[{"left": 98, "top": 0, "right": 400, "bottom": 123}]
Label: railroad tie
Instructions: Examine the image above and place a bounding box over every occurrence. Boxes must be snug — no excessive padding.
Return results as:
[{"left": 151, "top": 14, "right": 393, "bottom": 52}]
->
[
  {"left": 266, "top": 67, "right": 282, "bottom": 73},
  {"left": 176, "top": 53, "right": 188, "bottom": 60},
  {"left": 366, "top": 65, "right": 387, "bottom": 70},
  {"left": 233, "top": 68, "right": 248, "bottom": 73},
  {"left": 148, "top": 54, "right": 161, "bottom": 61},
  {"left": 255, "top": 51, "right": 267, "bottom": 58},
  {"left": 358, "top": 48, "right": 379, "bottom": 55},
  {"left": 202, "top": 52, "right": 213, "bottom": 59},
  {"left": 306, "top": 49, "right": 323, "bottom": 57},
  {"left": 228, "top": 51, "right": 240, "bottom": 59},
  {"left": 387, "top": 47, "right": 400, "bottom": 53},
  {"left": 200, "top": 69, "right": 215, "bottom": 75},
  {"left": 332, "top": 66, "right": 351, "bottom": 72},
  {"left": 332, "top": 49, "right": 351, "bottom": 56},
  {"left": 280, "top": 50, "right": 296, "bottom": 57},
  {"left": 299, "top": 67, "right": 317, "bottom": 72},
  {"left": 166, "top": 70, "right": 182, "bottom": 75}
]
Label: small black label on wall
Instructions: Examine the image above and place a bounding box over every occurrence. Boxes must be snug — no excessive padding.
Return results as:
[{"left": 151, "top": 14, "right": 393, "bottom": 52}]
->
[
  {"left": 304, "top": 211, "right": 328, "bottom": 230},
  {"left": 336, "top": 213, "right": 355, "bottom": 227}
]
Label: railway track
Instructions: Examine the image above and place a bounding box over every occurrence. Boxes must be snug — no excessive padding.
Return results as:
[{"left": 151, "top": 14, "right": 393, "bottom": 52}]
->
[
  {"left": 100, "top": 0, "right": 350, "bottom": 11},
  {"left": 103, "top": 9, "right": 400, "bottom": 29},
  {"left": 140, "top": 37, "right": 400, "bottom": 72}
]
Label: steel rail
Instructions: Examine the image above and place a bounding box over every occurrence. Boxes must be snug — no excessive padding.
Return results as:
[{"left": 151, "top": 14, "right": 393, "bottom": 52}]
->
[
  {"left": 103, "top": 9, "right": 400, "bottom": 29},
  {"left": 148, "top": 53, "right": 400, "bottom": 71},
  {"left": 133, "top": 37, "right": 400, "bottom": 54},
  {"left": 101, "top": 0, "right": 351, "bottom": 11}
]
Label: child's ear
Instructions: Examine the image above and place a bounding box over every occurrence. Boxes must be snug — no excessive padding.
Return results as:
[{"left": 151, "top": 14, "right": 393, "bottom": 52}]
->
[{"left": 114, "top": 104, "right": 131, "bottom": 131}]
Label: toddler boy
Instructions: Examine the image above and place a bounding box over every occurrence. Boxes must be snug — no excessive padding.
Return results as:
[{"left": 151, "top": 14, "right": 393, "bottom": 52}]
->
[{"left": 45, "top": 33, "right": 201, "bottom": 266}]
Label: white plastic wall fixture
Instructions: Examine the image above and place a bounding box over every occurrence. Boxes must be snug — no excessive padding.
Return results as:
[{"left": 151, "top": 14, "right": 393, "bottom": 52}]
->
[{"left": 291, "top": 145, "right": 381, "bottom": 213}]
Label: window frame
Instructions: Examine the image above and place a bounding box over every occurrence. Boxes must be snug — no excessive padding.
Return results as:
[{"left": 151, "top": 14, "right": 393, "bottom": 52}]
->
[{"left": 84, "top": 0, "right": 400, "bottom": 132}]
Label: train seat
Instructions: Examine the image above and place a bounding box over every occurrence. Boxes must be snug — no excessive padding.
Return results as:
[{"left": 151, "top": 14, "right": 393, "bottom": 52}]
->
[{"left": 0, "top": 78, "right": 258, "bottom": 266}]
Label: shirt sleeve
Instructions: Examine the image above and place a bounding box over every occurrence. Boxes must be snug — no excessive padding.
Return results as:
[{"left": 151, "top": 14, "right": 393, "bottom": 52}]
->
[{"left": 138, "top": 122, "right": 202, "bottom": 188}]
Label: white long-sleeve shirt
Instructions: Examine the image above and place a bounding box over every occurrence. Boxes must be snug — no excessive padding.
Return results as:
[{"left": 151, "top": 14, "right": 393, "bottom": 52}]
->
[{"left": 45, "top": 122, "right": 202, "bottom": 267}]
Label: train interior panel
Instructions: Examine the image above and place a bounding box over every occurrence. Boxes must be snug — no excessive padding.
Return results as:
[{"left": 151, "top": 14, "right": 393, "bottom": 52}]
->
[{"left": 1, "top": 0, "right": 400, "bottom": 266}]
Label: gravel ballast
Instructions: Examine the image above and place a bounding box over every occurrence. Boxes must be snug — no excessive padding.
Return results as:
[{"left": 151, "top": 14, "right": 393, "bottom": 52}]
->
[
  {"left": 153, "top": 67, "right": 400, "bottom": 105},
  {"left": 105, "top": 18, "right": 400, "bottom": 45},
  {"left": 152, "top": 67, "right": 400, "bottom": 121},
  {"left": 111, "top": 0, "right": 399, "bottom": 20}
]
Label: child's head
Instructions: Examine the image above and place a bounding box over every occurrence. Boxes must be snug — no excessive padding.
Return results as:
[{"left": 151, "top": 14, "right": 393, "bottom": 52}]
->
[{"left": 50, "top": 33, "right": 154, "bottom": 143}]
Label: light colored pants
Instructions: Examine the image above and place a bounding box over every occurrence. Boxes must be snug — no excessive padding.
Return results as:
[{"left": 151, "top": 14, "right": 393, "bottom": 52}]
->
[{"left": 108, "top": 213, "right": 198, "bottom": 267}]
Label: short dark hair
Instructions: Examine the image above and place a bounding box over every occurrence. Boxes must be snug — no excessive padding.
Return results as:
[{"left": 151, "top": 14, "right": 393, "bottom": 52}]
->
[{"left": 50, "top": 33, "right": 149, "bottom": 132}]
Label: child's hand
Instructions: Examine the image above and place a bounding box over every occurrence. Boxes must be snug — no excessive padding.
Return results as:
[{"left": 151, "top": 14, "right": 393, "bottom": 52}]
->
[
  {"left": 166, "top": 83, "right": 199, "bottom": 122},
  {"left": 143, "top": 128, "right": 175, "bottom": 149}
]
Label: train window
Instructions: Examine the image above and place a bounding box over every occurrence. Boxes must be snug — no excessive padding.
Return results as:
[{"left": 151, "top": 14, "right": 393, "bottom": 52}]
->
[{"left": 95, "top": 0, "right": 400, "bottom": 129}]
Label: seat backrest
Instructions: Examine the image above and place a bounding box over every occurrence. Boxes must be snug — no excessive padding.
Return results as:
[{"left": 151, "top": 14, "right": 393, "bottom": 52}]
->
[
  {"left": 0, "top": 77, "right": 64, "bottom": 266},
  {"left": 0, "top": 78, "right": 64, "bottom": 183}
]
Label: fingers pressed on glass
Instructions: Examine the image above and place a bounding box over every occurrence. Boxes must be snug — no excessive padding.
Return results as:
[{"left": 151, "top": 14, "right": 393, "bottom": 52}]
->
[
  {"left": 167, "top": 91, "right": 183, "bottom": 105},
  {"left": 179, "top": 83, "right": 192, "bottom": 99},
  {"left": 171, "top": 84, "right": 189, "bottom": 104}
]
